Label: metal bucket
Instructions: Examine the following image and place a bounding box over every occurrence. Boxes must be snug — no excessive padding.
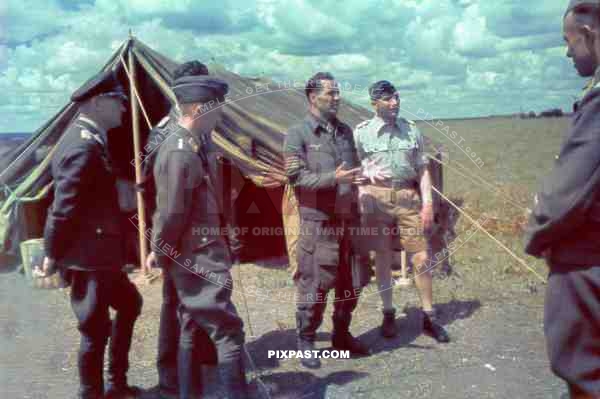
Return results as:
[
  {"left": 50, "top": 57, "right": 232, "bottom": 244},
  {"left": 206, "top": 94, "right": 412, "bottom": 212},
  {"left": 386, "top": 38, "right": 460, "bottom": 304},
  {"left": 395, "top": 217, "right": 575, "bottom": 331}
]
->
[{"left": 19, "top": 238, "right": 67, "bottom": 289}]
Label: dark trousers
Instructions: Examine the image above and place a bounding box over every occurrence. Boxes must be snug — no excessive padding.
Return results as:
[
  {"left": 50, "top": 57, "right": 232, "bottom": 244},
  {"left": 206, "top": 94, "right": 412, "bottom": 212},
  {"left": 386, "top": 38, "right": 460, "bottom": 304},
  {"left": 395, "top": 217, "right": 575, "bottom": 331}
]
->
[
  {"left": 67, "top": 270, "right": 143, "bottom": 399},
  {"left": 545, "top": 265, "right": 600, "bottom": 396},
  {"left": 157, "top": 270, "right": 219, "bottom": 396},
  {"left": 165, "top": 263, "right": 245, "bottom": 398},
  {"left": 295, "top": 218, "right": 367, "bottom": 341},
  {"left": 157, "top": 269, "right": 181, "bottom": 396}
]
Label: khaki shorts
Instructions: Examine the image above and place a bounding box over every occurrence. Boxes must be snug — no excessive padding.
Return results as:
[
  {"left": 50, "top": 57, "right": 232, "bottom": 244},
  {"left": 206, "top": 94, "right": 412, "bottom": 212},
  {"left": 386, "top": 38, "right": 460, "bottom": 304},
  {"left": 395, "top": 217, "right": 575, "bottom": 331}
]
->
[{"left": 358, "top": 185, "right": 428, "bottom": 253}]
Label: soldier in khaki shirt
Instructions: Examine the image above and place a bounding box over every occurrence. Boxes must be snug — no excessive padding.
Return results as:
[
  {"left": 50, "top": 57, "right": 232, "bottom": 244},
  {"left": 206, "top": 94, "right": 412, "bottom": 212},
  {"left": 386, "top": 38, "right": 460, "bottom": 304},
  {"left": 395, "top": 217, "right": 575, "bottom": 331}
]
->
[{"left": 354, "top": 80, "right": 449, "bottom": 343}]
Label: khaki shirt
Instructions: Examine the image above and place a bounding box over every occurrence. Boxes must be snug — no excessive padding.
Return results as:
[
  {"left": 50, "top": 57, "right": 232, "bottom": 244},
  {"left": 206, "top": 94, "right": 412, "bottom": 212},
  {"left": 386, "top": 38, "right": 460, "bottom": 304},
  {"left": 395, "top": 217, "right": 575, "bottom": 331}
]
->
[{"left": 354, "top": 116, "right": 427, "bottom": 185}]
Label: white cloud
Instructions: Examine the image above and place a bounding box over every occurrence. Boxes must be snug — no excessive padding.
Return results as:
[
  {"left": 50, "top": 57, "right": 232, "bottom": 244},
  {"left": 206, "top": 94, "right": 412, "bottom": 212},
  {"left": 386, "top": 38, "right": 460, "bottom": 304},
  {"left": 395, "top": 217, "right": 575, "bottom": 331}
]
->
[
  {"left": 453, "top": 4, "right": 498, "bottom": 57},
  {"left": 5, "top": 0, "right": 71, "bottom": 44},
  {"left": 0, "top": 0, "right": 587, "bottom": 131}
]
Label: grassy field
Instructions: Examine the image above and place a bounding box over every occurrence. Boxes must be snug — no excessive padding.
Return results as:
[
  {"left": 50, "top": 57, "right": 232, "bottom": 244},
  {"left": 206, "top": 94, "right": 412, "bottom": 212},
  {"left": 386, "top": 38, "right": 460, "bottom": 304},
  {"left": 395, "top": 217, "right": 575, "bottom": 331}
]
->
[{"left": 417, "top": 116, "right": 569, "bottom": 288}]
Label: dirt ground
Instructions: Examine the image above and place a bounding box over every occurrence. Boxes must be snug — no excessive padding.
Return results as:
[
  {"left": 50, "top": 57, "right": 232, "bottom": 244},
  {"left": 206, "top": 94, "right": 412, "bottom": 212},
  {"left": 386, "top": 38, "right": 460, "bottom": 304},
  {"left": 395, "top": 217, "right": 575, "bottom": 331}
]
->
[{"left": 0, "top": 256, "right": 565, "bottom": 399}]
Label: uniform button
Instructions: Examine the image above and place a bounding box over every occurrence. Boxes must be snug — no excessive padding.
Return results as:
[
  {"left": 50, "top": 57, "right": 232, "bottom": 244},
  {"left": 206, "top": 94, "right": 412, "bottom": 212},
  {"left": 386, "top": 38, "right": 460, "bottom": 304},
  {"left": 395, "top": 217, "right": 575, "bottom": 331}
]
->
[
  {"left": 202, "top": 237, "right": 208, "bottom": 243},
  {"left": 96, "top": 228, "right": 103, "bottom": 234}
]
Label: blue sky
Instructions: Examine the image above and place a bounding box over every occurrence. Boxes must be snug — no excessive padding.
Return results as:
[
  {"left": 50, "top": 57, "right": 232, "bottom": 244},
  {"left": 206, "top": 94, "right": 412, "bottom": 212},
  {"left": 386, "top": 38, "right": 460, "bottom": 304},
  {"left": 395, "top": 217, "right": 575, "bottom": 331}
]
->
[{"left": 0, "top": 0, "right": 586, "bottom": 132}]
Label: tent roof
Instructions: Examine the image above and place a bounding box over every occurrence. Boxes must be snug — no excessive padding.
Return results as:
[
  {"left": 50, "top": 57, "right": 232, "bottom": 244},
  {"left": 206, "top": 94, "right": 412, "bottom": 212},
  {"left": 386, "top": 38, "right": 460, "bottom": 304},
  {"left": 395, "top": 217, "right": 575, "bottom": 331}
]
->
[{"left": 0, "top": 37, "right": 373, "bottom": 256}]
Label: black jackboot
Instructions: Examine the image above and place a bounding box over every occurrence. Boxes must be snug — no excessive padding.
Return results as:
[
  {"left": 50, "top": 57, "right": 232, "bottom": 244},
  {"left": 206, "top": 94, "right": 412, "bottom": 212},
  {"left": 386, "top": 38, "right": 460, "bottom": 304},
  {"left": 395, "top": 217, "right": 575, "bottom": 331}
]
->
[
  {"left": 214, "top": 359, "right": 248, "bottom": 398},
  {"left": 297, "top": 337, "right": 321, "bottom": 369},
  {"left": 331, "top": 311, "right": 371, "bottom": 356},
  {"left": 77, "top": 335, "right": 106, "bottom": 399},
  {"left": 177, "top": 345, "right": 203, "bottom": 399},
  {"left": 155, "top": 287, "right": 180, "bottom": 398},
  {"left": 296, "top": 311, "right": 321, "bottom": 369},
  {"left": 105, "top": 311, "right": 142, "bottom": 398},
  {"left": 380, "top": 308, "right": 398, "bottom": 338}
]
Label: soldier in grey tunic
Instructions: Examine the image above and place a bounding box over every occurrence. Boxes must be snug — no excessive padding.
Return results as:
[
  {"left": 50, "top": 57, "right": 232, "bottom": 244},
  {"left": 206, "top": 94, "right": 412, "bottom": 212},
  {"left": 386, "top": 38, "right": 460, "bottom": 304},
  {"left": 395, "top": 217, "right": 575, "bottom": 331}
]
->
[
  {"left": 284, "top": 72, "right": 370, "bottom": 369},
  {"left": 525, "top": 1, "right": 600, "bottom": 397},
  {"left": 141, "top": 60, "right": 212, "bottom": 399},
  {"left": 147, "top": 75, "right": 247, "bottom": 398}
]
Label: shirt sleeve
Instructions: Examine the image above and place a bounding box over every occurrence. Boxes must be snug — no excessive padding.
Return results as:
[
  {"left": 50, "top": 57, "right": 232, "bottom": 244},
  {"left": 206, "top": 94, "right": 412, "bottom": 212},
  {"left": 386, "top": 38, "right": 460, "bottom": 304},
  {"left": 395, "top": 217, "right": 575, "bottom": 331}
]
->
[
  {"left": 524, "top": 92, "right": 600, "bottom": 257},
  {"left": 44, "top": 146, "right": 99, "bottom": 260},
  {"left": 412, "top": 124, "right": 429, "bottom": 169},
  {"left": 284, "top": 127, "right": 336, "bottom": 190},
  {"left": 151, "top": 149, "right": 203, "bottom": 266}
]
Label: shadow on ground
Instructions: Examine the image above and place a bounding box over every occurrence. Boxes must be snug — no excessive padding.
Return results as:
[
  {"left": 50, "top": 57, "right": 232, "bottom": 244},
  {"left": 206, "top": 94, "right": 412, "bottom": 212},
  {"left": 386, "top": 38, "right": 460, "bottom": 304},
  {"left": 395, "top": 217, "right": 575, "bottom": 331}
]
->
[
  {"left": 246, "top": 329, "right": 331, "bottom": 370},
  {"left": 250, "top": 370, "right": 369, "bottom": 399},
  {"left": 358, "top": 299, "right": 481, "bottom": 354},
  {"left": 246, "top": 299, "right": 481, "bottom": 370},
  {"left": 244, "top": 299, "right": 481, "bottom": 398}
]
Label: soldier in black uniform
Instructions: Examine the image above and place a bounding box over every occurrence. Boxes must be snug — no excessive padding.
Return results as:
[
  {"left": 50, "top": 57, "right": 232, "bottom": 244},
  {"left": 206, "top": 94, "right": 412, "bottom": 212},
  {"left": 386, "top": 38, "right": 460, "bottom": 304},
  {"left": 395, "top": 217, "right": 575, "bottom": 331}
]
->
[
  {"left": 525, "top": 1, "right": 600, "bottom": 398},
  {"left": 141, "top": 61, "right": 212, "bottom": 399},
  {"left": 147, "top": 75, "right": 247, "bottom": 398},
  {"left": 284, "top": 72, "right": 370, "bottom": 369},
  {"left": 36, "top": 69, "right": 143, "bottom": 399}
]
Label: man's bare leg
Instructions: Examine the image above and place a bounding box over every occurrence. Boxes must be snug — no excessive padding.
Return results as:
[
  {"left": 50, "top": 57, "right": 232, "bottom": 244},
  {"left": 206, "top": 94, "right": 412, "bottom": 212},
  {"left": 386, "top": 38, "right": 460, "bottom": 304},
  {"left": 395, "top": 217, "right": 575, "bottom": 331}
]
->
[
  {"left": 375, "top": 248, "right": 394, "bottom": 311},
  {"left": 375, "top": 247, "right": 398, "bottom": 337},
  {"left": 412, "top": 250, "right": 433, "bottom": 312}
]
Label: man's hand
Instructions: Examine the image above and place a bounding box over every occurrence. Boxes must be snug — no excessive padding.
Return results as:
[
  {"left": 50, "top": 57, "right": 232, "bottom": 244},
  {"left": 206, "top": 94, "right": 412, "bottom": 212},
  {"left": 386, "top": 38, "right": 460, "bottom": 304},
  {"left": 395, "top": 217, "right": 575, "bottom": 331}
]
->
[
  {"left": 362, "top": 159, "right": 392, "bottom": 185},
  {"left": 353, "top": 176, "right": 368, "bottom": 185},
  {"left": 335, "top": 162, "right": 362, "bottom": 184},
  {"left": 32, "top": 256, "right": 57, "bottom": 278},
  {"left": 145, "top": 251, "right": 157, "bottom": 271},
  {"left": 421, "top": 203, "right": 434, "bottom": 234}
]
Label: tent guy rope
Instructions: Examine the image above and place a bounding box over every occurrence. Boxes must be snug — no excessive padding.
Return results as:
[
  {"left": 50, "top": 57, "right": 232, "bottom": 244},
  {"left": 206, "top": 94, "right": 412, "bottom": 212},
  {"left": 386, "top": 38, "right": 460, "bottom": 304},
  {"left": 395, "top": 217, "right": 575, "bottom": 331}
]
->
[{"left": 431, "top": 184, "right": 546, "bottom": 283}]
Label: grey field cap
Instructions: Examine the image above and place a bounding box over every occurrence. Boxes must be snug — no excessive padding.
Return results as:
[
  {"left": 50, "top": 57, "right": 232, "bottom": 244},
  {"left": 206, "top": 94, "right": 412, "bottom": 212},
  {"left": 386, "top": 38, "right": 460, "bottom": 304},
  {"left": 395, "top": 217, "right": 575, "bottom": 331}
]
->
[{"left": 566, "top": 0, "right": 600, "bottom": 15}]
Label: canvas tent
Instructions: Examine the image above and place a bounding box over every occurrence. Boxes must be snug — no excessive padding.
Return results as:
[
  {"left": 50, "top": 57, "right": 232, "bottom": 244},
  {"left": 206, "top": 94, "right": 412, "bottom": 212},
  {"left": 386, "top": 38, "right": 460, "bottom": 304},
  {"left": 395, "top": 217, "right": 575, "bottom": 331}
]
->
[{"left": 0, "top": 37, "right": 374, "bottom": 265}]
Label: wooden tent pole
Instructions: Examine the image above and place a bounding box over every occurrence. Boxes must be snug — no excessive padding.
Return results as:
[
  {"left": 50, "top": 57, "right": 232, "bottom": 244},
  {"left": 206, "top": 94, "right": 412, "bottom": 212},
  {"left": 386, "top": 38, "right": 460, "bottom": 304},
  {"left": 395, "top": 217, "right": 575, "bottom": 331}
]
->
[{"left": 128, "top": 44, "right": 149, "bottom": 275}]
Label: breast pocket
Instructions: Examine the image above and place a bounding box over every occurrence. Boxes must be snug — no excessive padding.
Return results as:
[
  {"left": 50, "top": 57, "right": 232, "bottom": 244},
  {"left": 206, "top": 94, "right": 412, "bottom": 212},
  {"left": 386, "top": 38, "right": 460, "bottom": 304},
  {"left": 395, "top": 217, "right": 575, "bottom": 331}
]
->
[
  {"left": 362, "top": 139, "right": 389, "bottom": 154},
  {"left": 390, "top": 137, "right": 419, "bottom": 167},
  {"left": 306, "top": 144, "right": 336, "bottom": 173},
  {"left": 389, "top": 135, "right": 417, "bottom": 152}
]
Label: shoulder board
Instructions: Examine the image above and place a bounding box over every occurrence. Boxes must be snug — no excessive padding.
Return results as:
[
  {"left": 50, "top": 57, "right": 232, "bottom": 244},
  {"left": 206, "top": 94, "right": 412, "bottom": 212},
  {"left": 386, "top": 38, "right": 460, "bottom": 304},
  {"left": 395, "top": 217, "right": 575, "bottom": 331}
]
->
[
  {"left": 168, "top": 135, "right": 197, "bottom": 152},
  {"left": 157, "top": 116, "right": 170, "bottom": 128},
  {"left": 80, "top": 129, "right": 94, "bottom": 140},
  {"left": 355, "top": 120, "right": 370, "bottom": 130},
  {"left": 187, "top": 137, "right": 200, "bottom": 153}
]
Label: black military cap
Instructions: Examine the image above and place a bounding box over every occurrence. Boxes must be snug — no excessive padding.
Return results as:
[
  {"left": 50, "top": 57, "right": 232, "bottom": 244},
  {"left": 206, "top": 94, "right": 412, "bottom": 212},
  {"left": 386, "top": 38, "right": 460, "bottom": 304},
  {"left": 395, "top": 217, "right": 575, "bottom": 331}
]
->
[
  {"left": 369, "top": 80, "right": 397, "bottom": 101},
  {"left": 566, "top": 0, "right": 600, "bottom": 15},
  {"left": 71, "top": 68, "right": 128, "bottom": 103},
  {"left": 172, "top": 75, "right": 229, "bottom": 104}
]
